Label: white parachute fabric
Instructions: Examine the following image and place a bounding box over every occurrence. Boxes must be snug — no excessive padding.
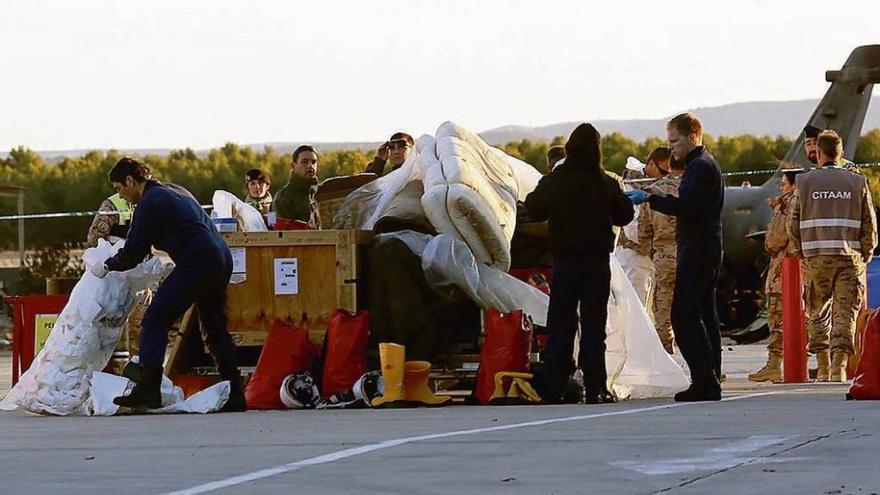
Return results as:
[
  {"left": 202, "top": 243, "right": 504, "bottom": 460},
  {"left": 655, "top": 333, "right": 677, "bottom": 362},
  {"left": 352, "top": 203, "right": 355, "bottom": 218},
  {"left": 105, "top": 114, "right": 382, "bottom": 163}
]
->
[
  {"left": 332, "top": 138, "right": 426, "bottom": 231},
  {"left": 0, "top": 239, "right": 172, "bottom": 415},
  {"left": 86, "top": 372, "right": 229, "bottom": 416},
  {"left": 425, "top": 122, "right": 541, "bottom": 271},
  {"left": 211, "top": 190, "right": 268, "bottom": 232},
  {"left": 605, "top": 259, "right": 689, "bottom": 399},
  {"left": 614, "top": 246, "right": 655, "bottom": 308}
]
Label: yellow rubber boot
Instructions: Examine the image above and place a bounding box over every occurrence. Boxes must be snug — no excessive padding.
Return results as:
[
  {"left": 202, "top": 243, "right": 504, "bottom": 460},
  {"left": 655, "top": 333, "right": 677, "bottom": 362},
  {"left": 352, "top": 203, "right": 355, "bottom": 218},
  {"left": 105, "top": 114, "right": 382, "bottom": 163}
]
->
[
  {"left": 403, "top": 361, "right": 450, "bottom": 406},
  {"left": 372, "top": 343, "right": 406, "bottom": 408},
  {"left": 816, "top": 351, "right": 831, "bottom": 382},
  {"left": 829, "top": 352, "right": 849, "bottom": 382}
]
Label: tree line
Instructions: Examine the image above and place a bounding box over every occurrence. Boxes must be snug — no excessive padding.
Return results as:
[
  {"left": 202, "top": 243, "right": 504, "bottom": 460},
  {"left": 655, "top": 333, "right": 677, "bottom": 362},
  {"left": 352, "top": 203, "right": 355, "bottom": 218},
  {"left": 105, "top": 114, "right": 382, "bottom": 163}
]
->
[{"left": 2, "top": 129, "right": 880, "bottom": 250}]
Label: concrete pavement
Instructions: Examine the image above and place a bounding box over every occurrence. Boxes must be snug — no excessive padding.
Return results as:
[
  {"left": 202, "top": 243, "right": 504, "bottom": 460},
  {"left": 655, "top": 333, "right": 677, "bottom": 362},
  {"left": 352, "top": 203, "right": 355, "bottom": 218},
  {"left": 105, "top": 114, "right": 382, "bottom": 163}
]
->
[{"left": 1, "top": 346, "right": 878, "bottom": 495}]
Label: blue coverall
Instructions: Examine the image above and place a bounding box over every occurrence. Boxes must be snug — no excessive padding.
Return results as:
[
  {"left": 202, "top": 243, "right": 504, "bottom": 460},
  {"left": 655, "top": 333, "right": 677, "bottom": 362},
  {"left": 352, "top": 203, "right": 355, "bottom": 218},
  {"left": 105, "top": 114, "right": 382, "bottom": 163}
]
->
[
  {"left": 648, "top": 146, "right": 725, "bottom": 380},
  {"left": 104, "top": 180, "right": 236, "bottom": 372}
]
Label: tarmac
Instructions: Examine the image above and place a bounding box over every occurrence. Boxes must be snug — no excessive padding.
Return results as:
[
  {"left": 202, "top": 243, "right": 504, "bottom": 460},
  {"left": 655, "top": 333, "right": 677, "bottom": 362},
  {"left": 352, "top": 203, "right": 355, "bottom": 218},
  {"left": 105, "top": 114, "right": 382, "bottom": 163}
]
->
[{"left": 1, "top": 345, "right": 878, "bottom": 495}]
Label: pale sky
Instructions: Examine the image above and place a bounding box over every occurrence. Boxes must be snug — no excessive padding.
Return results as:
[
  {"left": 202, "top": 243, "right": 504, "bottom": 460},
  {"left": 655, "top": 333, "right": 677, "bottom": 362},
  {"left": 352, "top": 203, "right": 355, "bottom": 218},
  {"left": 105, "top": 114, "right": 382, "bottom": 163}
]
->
[{"left": 1, "top": 0, "right": 878, "bottom": 151}]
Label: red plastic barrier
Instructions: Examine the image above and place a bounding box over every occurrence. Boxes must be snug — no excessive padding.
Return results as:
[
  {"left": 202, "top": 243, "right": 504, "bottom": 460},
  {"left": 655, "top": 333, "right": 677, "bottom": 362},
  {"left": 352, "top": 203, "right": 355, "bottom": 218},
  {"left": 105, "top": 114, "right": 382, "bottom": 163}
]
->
[
  {"left": 244, "top": 319, "right": 320, "bottom": 409},
  {"left": 4, "top": 295, "right": 69, "bottom": 385},
  {"left": 474, "top": 310, "right": 532, "bottom": 405},
  {"left": 321, "top": 309, "right": 369, "bottom": 399},
  {"left": 849, "top": 310, "right": 880, "bottom": 400},
  {"left": 781, "top": 256, "right": 808, "bottom": 383}
]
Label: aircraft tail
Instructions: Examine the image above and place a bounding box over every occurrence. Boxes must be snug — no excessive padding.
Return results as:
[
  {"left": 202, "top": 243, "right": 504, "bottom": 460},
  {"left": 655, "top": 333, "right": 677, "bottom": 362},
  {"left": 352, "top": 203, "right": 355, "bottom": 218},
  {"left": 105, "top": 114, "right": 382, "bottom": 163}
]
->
[{"left": 781, "top": 44, "right": 880, "bottom": 168}]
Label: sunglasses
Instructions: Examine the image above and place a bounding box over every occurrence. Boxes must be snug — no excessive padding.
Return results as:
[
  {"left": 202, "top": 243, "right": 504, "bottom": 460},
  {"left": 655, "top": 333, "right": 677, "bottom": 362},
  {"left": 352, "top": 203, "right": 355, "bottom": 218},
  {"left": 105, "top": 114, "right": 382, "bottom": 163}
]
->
[{"left": 388, "top": 140, "right": 410, "bottom": 150}]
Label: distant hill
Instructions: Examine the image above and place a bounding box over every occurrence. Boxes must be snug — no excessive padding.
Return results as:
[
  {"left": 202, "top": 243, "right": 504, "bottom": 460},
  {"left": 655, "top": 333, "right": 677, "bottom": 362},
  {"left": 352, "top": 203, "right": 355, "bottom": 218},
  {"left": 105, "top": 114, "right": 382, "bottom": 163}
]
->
[
  {"left": 8, "top": 97, "right": 880, "bottom": 161},
  {"left": 478, "top": 96, "right": 880, "bottom": 145}
]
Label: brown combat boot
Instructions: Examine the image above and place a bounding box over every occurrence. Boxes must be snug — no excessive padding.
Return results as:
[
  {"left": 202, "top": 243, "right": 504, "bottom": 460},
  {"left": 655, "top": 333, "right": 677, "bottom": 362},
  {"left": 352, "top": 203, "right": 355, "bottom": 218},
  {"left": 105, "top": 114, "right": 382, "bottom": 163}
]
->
[
  {"left": 748, "top": 354, "right": 782, "bottom": 383},
  {"left": 816, "top": 351, "right": 831, "bottom": 382},
  {"left": 829, "top": 352, "right": 849, "bottom": 382}
]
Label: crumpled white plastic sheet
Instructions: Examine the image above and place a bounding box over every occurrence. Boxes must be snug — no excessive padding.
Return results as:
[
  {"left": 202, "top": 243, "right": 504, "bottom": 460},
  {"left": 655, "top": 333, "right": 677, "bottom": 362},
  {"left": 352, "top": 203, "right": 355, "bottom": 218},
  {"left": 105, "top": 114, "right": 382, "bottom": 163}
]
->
[
  {"left": 605, "top": 260, "right": 689, "bottom": 399},
  {"left": 212, "top": 190, "right": 268, "bottom": 232},
  {"left": 0, "top": 240, "right": 228, "bottom": 415},
  {"left": 87, "top": 372, "right": 229, "bottom": 416}
]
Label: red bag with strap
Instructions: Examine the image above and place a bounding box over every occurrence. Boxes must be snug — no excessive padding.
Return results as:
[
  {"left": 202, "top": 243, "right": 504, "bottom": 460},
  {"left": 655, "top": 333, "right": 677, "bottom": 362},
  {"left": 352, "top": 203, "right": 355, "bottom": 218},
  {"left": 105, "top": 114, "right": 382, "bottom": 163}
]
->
[
  {"left": 475, "top": 310, "right": 532, "bottom": 405},
  {"left": 321, "top": 309, "right": 370, "bottom": 399},
  {"left": 849, "top": 310, "right": 880, "bottom": 400},
  {"left": 244, "top": 319, "right": 320, "bottom": 409}
]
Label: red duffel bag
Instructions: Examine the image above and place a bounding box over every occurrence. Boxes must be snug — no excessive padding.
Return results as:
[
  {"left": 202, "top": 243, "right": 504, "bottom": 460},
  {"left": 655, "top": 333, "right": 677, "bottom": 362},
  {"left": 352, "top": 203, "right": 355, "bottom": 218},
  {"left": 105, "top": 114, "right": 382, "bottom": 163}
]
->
[
  {"left": 849, "top": 310, "right": 880, "bottom": 400},
  {"left": 474, "top": 309, "right": 532, "bottom": 405},
  {"left": 322, "top": 309, "right": 370, "bottom": 399},
  {"left": 244, "top": 319, "right": 320, "bottom": 409}
]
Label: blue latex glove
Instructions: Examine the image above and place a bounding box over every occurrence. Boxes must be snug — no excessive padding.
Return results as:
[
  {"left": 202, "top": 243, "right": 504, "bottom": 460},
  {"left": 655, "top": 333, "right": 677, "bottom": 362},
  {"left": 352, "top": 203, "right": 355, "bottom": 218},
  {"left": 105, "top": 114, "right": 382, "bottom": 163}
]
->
[{"left": 626, "top": 189, "right": 649, "bottom": 205}]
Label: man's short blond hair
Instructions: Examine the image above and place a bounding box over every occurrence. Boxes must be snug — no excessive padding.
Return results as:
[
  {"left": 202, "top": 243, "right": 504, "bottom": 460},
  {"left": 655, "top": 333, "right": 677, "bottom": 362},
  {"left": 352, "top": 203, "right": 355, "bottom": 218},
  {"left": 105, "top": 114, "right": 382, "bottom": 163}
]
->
[
  {"left": 817, "top": 130, "right": 843, "bottom": 160},
  {"left": 667, "top": 112, "right": 703, "bottom": 139}
]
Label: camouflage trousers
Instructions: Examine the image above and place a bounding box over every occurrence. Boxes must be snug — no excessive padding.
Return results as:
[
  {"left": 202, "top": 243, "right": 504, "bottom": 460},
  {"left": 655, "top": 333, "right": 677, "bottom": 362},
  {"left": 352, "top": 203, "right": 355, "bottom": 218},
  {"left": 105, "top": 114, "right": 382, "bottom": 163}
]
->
[
  {"left": 765, "top": 291, "right": 783, "bottom": 357},
  {"left": 802, "top": 255, "right": 864, "bottom": 356},
  {"left": 651, "top": 255, "right": 676, "bottom": 349},
  {"left": 765, "top": 254, "right": 784, "bottom": 357}
]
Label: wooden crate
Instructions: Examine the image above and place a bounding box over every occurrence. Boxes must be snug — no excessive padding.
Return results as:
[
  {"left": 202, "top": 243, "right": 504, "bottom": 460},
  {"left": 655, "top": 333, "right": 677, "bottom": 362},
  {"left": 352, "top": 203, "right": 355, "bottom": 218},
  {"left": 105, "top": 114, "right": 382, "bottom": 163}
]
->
[{"left": 222, "top": 229, "right": 373, "bottom": 346}]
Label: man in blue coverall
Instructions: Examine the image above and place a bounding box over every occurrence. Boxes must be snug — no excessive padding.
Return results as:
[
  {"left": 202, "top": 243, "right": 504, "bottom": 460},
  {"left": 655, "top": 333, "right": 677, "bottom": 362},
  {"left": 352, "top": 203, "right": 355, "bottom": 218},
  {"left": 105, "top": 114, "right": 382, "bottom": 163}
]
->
[
  {"left": 627, "top": 113, "right": 724, "bottom": 402},
  {"left": 91, "top": 157, "right": 246, "bottom": 412}
]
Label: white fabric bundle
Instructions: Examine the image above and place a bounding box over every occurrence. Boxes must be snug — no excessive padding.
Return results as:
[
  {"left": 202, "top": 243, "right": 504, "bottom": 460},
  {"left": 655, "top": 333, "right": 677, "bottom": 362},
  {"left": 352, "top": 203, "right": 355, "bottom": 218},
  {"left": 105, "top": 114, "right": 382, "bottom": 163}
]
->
[{"left": 0, "top": 240, "right": 229, "bottom": 415}]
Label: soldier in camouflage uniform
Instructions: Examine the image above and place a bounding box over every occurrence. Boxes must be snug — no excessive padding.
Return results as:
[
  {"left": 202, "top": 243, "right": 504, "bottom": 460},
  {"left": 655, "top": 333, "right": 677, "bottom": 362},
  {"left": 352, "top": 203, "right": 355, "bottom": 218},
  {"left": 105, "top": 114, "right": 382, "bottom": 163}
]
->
[
  {"left": 788, "top": 131, "right": 877, "bottom": 382},
  {"left": 243, "top": 168, "right": 273, "bottom": 216},
  {"left": 637, "top": 147, "right": 679, "bottom": 354},
  {"left": 749, "top": 168, "right": 801, "bottom": 382},
  {"left": 86, "top": 193, "right": 133, "bottom": 247}
]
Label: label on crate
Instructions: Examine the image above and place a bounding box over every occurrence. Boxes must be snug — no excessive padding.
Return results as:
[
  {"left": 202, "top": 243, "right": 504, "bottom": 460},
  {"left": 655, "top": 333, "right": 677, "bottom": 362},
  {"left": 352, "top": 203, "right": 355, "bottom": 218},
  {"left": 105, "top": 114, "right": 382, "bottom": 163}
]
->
[
  {"left": 274, "top": 258, "right": 299, "bottom": 295},
  {"left": 34, "top": 314, "right": 59, "bottom": 354},
  {"left": 230, "top": 247, "right": 247, "bottom": 284}
]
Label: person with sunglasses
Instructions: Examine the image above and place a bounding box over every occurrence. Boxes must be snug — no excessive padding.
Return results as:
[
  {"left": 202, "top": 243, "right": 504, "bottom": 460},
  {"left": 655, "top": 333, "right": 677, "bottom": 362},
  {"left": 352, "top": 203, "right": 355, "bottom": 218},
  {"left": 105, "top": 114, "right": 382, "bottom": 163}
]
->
[
  {"left": 243, "top": 168, "right": 273, "bottom": 216},
  {"left": 365, "top": 132, "right": 414, "bottom": 175}
]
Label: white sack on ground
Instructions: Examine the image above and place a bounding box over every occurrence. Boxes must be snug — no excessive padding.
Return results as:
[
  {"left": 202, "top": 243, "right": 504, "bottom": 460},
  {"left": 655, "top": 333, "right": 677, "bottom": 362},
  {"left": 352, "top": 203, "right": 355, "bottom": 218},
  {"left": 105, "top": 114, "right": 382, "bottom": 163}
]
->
[
  {"left": 0, "top": 240, "right": 173, "bottom": 415},
  {"left": 605, "top": 259, "right": 689, "bottom": 399},
  {"left": 212, "top": 190, "right": 268, "bottom": 232}
]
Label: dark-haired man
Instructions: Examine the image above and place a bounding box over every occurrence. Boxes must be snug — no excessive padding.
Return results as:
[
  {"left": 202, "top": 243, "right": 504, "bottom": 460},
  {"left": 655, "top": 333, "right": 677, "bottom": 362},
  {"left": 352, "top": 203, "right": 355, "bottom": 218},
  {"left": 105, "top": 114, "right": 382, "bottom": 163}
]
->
[
  {"left": 546, "top": 145, "right": 566, "bottom": 172},
  {"left": 273, "top": 145, "right": 320, "bottom": 227},
  {"left": 788, "top": 130, "right": 877, "bottom": 382},
  {"left": 365, "top": 132, "right": 414, "bottom": 175},
  {"left": 628, "top": 113, "right": 725, "bottom": 401},
  {"left": 637, "top": 147, "right": 681, "bottom": 354},
  {"left": 91, "top": 157, "right": 246, "bottom": 412}
]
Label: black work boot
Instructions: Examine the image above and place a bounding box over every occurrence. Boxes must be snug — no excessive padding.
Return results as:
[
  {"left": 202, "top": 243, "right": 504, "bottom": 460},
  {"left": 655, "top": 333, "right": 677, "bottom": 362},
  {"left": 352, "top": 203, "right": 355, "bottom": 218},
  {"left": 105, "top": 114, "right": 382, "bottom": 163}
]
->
[
  {"left": 584, "top": 388, "right": 618, "bottom": 404},
  {"left": 114, "top": 365, "right": 163, "bottom": 410},
  {"left": 219, "top": 373, "right": 248, "bottom": 413},
  {"left": 674, "top": 372, "right": 722, "bottom": 402}
]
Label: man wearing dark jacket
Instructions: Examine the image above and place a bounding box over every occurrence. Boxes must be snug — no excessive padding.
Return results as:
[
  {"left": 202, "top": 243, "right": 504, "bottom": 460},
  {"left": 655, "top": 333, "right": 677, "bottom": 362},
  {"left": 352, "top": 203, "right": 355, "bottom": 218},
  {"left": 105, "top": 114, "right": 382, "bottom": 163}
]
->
[
  {"left": 365, "top": 132, "right": 413, "bottom": 175},
  {"left": 91, "top": 157, "right": 246, "bottom": 412},
  {"left": 273, "top": 145, "right": 320, "bottom": 228},
  {"left": 628, "top": 113, "right": 725, "bottom": 401},
  {"left": 525, "top": 123, "right": 634, "bottom": 404}
]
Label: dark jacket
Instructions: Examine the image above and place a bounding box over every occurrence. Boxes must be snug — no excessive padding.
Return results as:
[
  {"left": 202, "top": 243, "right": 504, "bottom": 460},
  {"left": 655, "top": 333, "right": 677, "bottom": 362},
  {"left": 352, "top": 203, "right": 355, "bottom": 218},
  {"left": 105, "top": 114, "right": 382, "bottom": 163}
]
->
[
  {"left": 524, "top": 162, "right": 634, "bottom": 257},
  {"left": 105, "top": 180, "right": 229, "bottom": 272},
  {"left": 272, "top": 172, "right": 319, "bottom": 227},
  {"left": 648, "top": 146, "right": 724, "bottom": 252},
  {"left": 364, "top": 156, "right": 403, "bottom": 176}
]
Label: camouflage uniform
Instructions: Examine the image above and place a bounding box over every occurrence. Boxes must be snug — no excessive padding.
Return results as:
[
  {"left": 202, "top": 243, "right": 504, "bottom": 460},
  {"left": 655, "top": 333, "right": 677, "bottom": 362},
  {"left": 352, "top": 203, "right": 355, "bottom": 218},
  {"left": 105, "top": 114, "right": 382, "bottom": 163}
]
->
[
  {"left": 245, "top": 192, "right": 273, "bottom": 216},
  {"left": 637, "top": 173, "right": 681, "bottom": 352},
  {"left": 788, "top": 166, "right": 878, "bottom": 357},
  {"left": 86, "top": 195, "right": 132, "bottom": 247},
  {"left": 763, "top": 191, "right": 797, "bottom": 357}
]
